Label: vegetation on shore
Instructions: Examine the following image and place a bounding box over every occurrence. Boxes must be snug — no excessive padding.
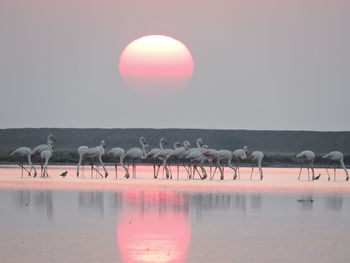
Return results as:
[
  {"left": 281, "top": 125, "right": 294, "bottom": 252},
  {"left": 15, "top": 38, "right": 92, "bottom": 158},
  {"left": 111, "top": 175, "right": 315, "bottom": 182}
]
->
[{"left": 1, "top": 128, "right": 349, "bottom": 167}]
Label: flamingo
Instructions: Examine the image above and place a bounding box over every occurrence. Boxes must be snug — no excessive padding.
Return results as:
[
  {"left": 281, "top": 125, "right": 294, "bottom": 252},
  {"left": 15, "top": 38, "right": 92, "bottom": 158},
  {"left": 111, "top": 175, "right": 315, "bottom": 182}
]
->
[
  {"left": 76, "top": 140, "right": 108, "bottom": 178},
  {"left": 232, "top": 146, "right": 248, "bottom": 179},
  {"left": 203, "top": 148, "right": 237, "bottom": 180},
  {"left": 157, "top": 139, "right": 180, "bottom": 179},
  {"left": 108, "top": 147, "right": 125, "bottom": 179},
  {"left": 296, "top": 150, "right": 315, "bottom": 181},
  {"left": 167, "top": 141, "right": 189, "bottom": 180},
  {"left": 11, "top": 147, "right": 37, "bottom": 177},
  {"left": 122, "top": 137, "right": 149, "bottom": 179},
  {"left": 185, "top": 138, "right": 207, "bottom": 180},
  {"left": 31, "top": 134, "right": 56, "bottom": 177},
  {"left": 146, "top": 137, "right": 167, "bottom": 179},
  {"left": 40, "top": 148, "right": 53, "bottom": 177},
  {"left": 250, "top": 151, "right": 264, "bottom": 180},
  {"left": 322, "top": 151, "right": 349, "bottom": 181}
]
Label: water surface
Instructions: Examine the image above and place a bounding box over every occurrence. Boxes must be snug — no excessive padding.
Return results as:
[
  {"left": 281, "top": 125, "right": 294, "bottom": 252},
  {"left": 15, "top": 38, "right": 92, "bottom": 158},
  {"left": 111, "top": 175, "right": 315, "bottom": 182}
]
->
[{"left": 1, "top": 188, "right": 349, "bottom": 263}]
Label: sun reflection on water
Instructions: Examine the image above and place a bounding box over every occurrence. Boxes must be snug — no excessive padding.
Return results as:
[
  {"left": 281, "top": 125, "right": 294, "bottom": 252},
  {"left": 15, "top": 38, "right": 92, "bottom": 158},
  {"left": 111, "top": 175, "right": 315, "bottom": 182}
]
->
[{"left": 117, "top": 191, "right": 191, "bottom": 263}]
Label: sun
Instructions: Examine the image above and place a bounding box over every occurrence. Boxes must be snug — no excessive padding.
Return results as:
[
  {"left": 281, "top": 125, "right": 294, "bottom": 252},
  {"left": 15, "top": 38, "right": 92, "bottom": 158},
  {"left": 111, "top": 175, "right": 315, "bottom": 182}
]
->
[{"left": 119, "top": 35, "right": 194, "bottom": 95}]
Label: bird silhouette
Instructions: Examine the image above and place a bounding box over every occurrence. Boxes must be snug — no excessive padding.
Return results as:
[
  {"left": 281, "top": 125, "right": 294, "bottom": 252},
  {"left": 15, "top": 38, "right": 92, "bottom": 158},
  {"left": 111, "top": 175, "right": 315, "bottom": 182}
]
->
[
  {"left": 313, "top": 174, "right": 321, "bottom": 180},
  {"left": 60, "top": 171, "right": 68, "bottom": 177}
]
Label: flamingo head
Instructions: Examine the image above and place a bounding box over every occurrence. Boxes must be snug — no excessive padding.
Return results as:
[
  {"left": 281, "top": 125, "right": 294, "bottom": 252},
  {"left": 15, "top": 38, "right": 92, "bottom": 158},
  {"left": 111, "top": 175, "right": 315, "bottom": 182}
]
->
[
  {"left": 140, "top": 136, "right": 146, "bottom": 144},
  {"left": 183, "top": 140, "right": 191, "bottom": 149},
  {"left": 160, "top": 137, "right": 167, "bottom": 146},
  {"left": 174, "top": 142, "right": 182, "bottom": 149},
  {"left": 202, "top": 145, "right": 209, "bottom": 150},
  {"left": 243, "top": 145, "right": 248, "bottom": 153},
  {"left": 196, "top": 138, "right": 204, "bottom": 147},
  {"left": 48, "top": 134, "right": 56, "bottom": 143},
  {"left": 101, "top": 140, "right": 106, "bottom": 148}
]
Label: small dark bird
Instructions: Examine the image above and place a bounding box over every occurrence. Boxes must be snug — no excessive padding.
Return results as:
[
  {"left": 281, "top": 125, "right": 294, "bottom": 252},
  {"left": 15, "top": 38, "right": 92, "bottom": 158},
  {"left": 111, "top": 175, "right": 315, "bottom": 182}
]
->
[
  {"left": 313, "top": 174, "right": 321, "bottom": 180},
  {"left": 60, "top": 171, "right": 68, "bottom": 177}
]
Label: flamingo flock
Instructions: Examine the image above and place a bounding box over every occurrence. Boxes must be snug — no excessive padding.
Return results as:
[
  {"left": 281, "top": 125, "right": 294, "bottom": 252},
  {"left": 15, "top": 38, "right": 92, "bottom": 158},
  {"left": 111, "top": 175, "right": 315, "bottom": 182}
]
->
[{"left": 10, "top": 135, "right": 349, "bottom": 182}]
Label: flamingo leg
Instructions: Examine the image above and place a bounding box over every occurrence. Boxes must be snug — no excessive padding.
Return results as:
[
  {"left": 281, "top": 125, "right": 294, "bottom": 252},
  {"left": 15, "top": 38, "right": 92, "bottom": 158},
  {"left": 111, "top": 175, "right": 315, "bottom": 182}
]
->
[
  {"left": 298, "top": 166, "right": 303, "bottom": 181},
  {"left": 311, "top": 162, "right": 315, "bottom": 180},
  {"left": 250, "top": 166, "right": 255, "bottom": 180},
  {"left": 325, "top": 161, "right": 331, "bottom": 181}
]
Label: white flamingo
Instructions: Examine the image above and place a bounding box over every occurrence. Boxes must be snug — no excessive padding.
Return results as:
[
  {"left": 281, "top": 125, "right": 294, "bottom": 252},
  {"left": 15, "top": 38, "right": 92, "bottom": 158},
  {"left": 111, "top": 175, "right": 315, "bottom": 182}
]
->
[
  {"left": 323, "top": 151, "right": 349, "bottom": 181},
  {"left": 40, "top": 149, "right": 53, "bottom": 177},
  {"left": 185, "top": 138, "right": 207, "bottom": 179},
  {"left": 108, "top": 147, "right": 125, "bottom": 179},
  {"left": 122, "top": 137, "right": 149, "bottom": 179},
  {"left": 146, "top": 137, "right": 167, "bottom": 179},
  {"left": 76, "top": 140, "right": 108, "bottom": 178},
  {"left": 11, "top": 147, "right": 37, "bottom": 177},
  {"left": 203, "top": 148, "right": 237, "bottom": 180},
  {"left": 296, "top": 150, "right": 316, "bottom": 181},
  {"left": 157, "top": 139, "right": 179, "bottom": 179},
  {"left": 31, "top": 134, "right": 56, "bottom": 177},
  {"left": 232, "top": 146, "right": 248, "bottom": 179},
  {"left": 167, "top": 141, "right": 189, "bottom": 180},
  {"left": 250, "top": 151, "right": 264, "bottom": 180}
]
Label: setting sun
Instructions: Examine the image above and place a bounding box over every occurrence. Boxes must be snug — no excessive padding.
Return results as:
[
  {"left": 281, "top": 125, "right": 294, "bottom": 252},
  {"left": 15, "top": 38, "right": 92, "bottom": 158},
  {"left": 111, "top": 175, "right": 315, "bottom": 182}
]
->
[{"left": 119, "top": 35, "right": 194, "bottom": 95}]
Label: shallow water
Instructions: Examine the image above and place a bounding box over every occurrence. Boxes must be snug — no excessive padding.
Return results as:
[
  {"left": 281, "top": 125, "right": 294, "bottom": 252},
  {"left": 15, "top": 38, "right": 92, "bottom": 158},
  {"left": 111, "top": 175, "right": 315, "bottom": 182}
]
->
[{"left": 1, "top": 187, "right": 350, "bottom": 263}]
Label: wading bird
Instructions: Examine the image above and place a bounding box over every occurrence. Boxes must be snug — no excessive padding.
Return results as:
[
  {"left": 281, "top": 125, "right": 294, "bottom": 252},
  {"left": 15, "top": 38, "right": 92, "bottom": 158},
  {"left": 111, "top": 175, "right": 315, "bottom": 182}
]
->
[
  {"left": 40, "top": 148, "right": 53, "bottom": 177},
  {"left": 11, "top": 147, "right": 37, "bottom": 177},
  {"left": 296, "top": 150, "right": 315, "bottom": 181},
  {"left": 76, "top": 140, "right": 108, "bottom": 178},
  {"left": 147, "top": 138, "right": 167, "bottom": 179},
  {"left": 31, "top": 134, "right": 56, "bottom": 177},
  {"left": 185, "top": 138, "right": 207, "bottom": 180},
  {"left": 322, "top": 151, "right": 349, "bottom": 181},
  {"left": 232, "top": 146, "right": 248, "bottom": 179},
  {"left": 108, "top": 147, "right": 125, "bottom": 179},
  {"left": 122, "top": 137, "right": 149, "bottom": 179},
  {"left": 250, "top": 151, "right": 264, "bottom": 180}
]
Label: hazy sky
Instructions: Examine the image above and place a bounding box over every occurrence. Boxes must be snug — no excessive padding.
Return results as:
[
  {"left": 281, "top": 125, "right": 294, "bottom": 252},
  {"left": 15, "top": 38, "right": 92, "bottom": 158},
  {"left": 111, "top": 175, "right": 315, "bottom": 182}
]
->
[{"left": 1, "top": 0, "right": 349, "bottom": 130}]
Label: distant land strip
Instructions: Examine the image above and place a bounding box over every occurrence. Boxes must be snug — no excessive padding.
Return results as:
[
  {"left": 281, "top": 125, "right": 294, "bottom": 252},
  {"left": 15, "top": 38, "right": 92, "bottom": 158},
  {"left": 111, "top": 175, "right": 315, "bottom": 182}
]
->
[{"left": 0, "top": 128, "right": 349, "bottom": 165}]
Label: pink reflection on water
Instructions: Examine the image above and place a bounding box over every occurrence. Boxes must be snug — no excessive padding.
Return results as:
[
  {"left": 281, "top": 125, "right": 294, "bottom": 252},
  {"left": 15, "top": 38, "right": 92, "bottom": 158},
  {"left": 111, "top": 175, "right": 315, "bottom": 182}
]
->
[{"left": 116, "top": 191, "right": 191, "bottom": 263}]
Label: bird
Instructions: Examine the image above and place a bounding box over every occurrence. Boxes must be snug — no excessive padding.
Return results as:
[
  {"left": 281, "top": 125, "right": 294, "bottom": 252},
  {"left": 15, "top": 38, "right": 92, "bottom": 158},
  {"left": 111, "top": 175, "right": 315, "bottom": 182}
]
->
[
  {"left": 166, "top": 141, "right": 189, "bottom": 180},
  {"left": 76, "top": 140, "right": 108, "bottom": 178},
  {"left": 122, "top": 137, "right": 149, "bottom": 179},
  {"left": 40, "top": 148, "right": 53, "bottom": 177},
  {"left": 250, "top": 151, "right": 264, "bottom": 180},
  {"left": 10, "top": 147, "right": 37, "bottom": 177},
  {"left": 296, "top": 150, "right": 316, "bottom": 181},
  {"left": 60, "top": 171, "right": 68, "bottom": 177},
  {"left": 108, "top": 147, "right": 125, "bottom": 179},
  {"left": 31, "top": 134, "right": 56, "bottom": 177},
  {"left": 322, "top": 151, "right": 349, "bottom": 181},
  {"left": 157, "top": 139, "right": 180, "bottom": 179},
  {"left": 205, "top": 149, "right": 237, "bottom": 180},
  {"left": 146, "top": 137, "right": 167, "bottom": 179},
  {"left": 313, "top": 174, "right": 321, "bottom": 180},
  {"left": 232, "top": 146, "right": 248, "bottom": 179},
  {"left": 185, "top": 138, "right": 208, "bottom": 180}
]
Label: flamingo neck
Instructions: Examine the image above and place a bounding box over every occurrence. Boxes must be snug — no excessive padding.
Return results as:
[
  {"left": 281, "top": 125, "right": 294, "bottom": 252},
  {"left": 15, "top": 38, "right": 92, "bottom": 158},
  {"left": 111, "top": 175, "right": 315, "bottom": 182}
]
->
[{"left": 159, "top": 140, "right": 165, "bottom": 150}]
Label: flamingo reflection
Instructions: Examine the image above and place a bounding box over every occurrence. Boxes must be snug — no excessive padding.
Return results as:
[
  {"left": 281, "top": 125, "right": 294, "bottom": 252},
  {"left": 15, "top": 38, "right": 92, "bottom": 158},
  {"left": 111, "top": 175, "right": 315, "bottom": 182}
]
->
[{"left": 116, "top": 191, "right": 191, "bottom": 263}]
